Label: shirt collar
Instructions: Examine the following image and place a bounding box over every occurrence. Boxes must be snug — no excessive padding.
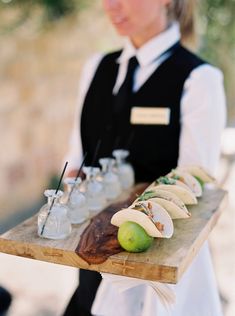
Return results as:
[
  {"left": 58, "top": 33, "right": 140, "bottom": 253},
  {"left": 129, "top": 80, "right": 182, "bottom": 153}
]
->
[{"left": 117, "top": 22, "right": 181, "bottom": 67}]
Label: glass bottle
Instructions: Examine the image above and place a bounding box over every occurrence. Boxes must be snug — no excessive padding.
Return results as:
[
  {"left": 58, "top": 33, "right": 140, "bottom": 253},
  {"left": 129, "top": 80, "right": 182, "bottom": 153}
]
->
[
  {"left": 63, "top": 177, "right": 89, "bottom": 224},
  {"left": 82, "top": 166, "right": 107, "bottom": 213},
  {"left": 38, "top": 190, "right": 71, "bottom": 239},
  {"left": 99, "top": 158, "right": 122, "bottom": 200},
  {"left": 112, "top": 149, "right": 135, "bottom": 189}
]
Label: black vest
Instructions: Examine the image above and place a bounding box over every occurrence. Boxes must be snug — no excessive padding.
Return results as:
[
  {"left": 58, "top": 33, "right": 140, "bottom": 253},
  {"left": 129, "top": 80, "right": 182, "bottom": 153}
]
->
[{"left": 81, "top": 44, "right": 205, "bottom": 182}]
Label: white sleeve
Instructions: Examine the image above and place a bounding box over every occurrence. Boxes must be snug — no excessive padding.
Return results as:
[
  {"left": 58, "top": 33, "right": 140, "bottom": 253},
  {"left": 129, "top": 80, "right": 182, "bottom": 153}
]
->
[
  {"left": 64, "top": 53, "right": 104, "bottom": 172},
  {"left": 178, "top": 64, "right": 227, "bottom": 176}
]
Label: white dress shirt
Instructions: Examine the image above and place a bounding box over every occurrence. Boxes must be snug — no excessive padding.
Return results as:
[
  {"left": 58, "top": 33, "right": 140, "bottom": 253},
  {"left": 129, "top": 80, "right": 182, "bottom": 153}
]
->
[
  {"left": 65, "top": 23, "right": 226, "bottom": 316},
  {"left": 65, "top": 22, "right": 226, "bottom": 176}
]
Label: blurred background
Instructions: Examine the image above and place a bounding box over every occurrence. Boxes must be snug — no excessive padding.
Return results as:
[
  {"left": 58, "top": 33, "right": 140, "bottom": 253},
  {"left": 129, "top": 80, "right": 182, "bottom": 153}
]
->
[{"left": 0, "top": 0, "right": 235, "bottom": 315}]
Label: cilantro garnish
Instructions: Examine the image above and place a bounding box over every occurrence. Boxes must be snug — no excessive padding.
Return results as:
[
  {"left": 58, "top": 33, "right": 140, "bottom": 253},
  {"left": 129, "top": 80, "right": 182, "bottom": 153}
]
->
[
  {"left": 137, "top": 191, "right": 157, "bottom": 201},
  {"left": 156, "top": 176, "right": 176, "bottom": 185}
]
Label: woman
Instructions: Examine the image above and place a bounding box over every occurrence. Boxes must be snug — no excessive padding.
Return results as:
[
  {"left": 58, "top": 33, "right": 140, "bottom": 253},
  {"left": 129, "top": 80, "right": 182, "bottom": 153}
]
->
[{"left": 63, "top": 0, "right": 226, "bottom": 315}]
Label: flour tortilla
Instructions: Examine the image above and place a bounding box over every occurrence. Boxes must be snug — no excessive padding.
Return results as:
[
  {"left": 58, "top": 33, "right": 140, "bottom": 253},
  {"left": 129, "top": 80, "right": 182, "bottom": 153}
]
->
[
  {"left": 181, "top": 165, "right": 216, "bottom": 183},
  {"left": 168, "top": 169, "right": 202, "bottom": 197},
  {"left": 111, "top": 201, "right": 174, "bottom": 238},
  {"left": 151, "top": 184, "right": 197, "bottom": 205},
  {"left": 148, "top": 197, "right": 190, "bottom": 219},
  {"left": 171, "top": 179, "right": 194, "bottom": 192},
  {"left": 134, "top": 189, "right": 190, "bottom": 219},
  {"left": 147, "top": 177, "right": 193, "bottom": 193}
]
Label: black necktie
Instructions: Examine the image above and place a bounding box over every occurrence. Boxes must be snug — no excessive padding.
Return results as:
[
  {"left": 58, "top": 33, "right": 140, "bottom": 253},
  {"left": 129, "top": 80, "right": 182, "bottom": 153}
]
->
[
  {"left": 112, "top": 56, "right": 138, "bottom": 148},
  {"left": 113, "top": 42, "right": 180, "bottom": 116},
  {"left": 113, "top": 56, "right": 139, "bottom": 115}
]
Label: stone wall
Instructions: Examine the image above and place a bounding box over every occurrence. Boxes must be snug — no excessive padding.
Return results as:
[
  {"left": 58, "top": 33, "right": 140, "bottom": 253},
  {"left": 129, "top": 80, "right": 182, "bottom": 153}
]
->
[{"left": 0, "top": 3, "right": 121, "bottom": 219}]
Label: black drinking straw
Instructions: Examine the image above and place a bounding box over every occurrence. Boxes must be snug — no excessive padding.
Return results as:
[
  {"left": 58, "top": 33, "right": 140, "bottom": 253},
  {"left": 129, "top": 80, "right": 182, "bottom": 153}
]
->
[
  {"left": 91, "top": 139, "right": 102, "bottom": 168},
  {"left": 75, "top": 152, "right": 88, "bottom": 181},
  {"left": 40, "top": 161, "right": 68, "bottom": 236},
  {"left": 68, "top": 152, "right": 88, "bottom": 201}
]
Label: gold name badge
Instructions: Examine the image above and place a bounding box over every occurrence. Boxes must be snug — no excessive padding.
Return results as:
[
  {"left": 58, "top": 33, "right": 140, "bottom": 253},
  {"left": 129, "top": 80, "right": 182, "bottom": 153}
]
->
[{"left": 130, "top": 107, "right": 170, "bottom": 125}]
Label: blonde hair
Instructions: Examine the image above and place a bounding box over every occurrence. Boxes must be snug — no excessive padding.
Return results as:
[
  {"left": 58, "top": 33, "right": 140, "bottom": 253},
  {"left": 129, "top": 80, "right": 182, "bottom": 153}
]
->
[{"left": 168, "top": 0, "right": 197, "bottom": 45}]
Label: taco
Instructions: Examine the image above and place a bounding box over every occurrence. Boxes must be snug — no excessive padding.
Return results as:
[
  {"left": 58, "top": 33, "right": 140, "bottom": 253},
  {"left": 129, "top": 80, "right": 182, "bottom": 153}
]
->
[
  {"left": 134, "top": 189, "right": 190, "bottom": 219},
  {"left": 148, "top": 176, "right": 193, "bottom": 192},
  {"left": 154, "top": 185, "right": 197, "bottom": 205},
  {"left": 147, "top": 176, "right": 197, "bottom": 205},
  {"left": 111, "top": 200, "right": 174, "bottom": 238},
  {"left": 148, "top": 198, "right": 191, "bottom": 219},
  {"left": 180, "top": 165, "right": 216, "bottom": 184},
  {"left": 168, "top": 169, "right": 202, "bottom": 197}
]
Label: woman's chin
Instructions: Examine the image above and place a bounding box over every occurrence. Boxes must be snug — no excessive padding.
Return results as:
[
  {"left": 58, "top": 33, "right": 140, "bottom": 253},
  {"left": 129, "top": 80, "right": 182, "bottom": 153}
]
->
[{"left": 112, "top": 23, "right": 133, "bottom": 37}]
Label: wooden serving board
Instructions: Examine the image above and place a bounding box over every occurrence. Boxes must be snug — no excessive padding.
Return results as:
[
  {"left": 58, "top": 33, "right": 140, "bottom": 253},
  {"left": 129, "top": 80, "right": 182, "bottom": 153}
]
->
[{"left": 0, "top": 184, "right": 227, "bottom": 284}]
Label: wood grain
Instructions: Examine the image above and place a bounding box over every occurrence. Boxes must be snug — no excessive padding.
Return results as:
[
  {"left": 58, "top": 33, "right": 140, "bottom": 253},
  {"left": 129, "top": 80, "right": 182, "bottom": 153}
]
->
[{"left": 0, "top": 184, "right": 227, "bottom": 284}]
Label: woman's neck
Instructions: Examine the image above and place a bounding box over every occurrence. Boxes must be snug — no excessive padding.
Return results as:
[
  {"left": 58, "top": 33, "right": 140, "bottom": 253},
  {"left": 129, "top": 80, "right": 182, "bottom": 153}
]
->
[{"left": 130, "top": 18, "right": 169, "bottom": 49}]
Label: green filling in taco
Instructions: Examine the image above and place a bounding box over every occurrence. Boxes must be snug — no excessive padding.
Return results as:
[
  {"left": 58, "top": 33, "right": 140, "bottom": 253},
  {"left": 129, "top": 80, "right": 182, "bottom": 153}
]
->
[
  {"left": 156, "top": 176, "right": 176, "bottom": 185},
  {"left": 193, "top": 176, "right": 205, "bottom": 190}
]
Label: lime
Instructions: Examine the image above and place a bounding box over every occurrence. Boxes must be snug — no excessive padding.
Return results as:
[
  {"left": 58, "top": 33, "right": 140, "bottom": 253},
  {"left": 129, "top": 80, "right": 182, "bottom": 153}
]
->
[{"left": 117, "top": 221, "right": 153, "bottom": 253}]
